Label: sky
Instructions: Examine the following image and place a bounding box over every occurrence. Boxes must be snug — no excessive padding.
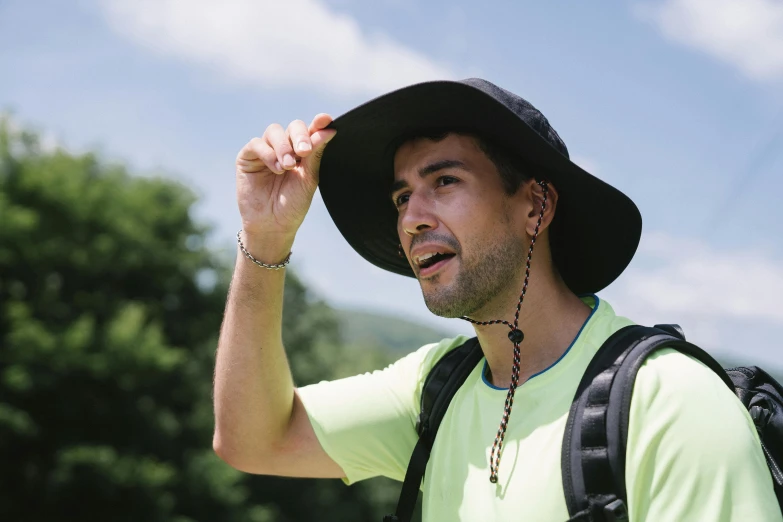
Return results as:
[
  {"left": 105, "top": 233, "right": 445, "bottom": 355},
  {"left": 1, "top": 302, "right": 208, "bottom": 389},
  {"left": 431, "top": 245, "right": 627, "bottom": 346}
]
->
[{"left": 2, "top": 0, "right": 783, "bottom": 366}]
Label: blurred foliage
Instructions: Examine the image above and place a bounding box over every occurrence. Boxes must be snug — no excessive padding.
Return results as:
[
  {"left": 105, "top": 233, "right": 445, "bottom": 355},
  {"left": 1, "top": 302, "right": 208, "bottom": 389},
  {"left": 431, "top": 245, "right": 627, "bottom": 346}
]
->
[{"left": 0, "top": 118, "right": 409, "bottom": 522}]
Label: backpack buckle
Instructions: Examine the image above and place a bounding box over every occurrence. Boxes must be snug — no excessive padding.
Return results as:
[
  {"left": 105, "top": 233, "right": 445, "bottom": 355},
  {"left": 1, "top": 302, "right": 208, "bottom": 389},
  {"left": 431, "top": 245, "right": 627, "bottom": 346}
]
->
[
  {"left": 415, "top": 412, "right": 429, "bottom": 436},
  {"left": 604, "top": 499, "right": 628, "bottom": 522}
]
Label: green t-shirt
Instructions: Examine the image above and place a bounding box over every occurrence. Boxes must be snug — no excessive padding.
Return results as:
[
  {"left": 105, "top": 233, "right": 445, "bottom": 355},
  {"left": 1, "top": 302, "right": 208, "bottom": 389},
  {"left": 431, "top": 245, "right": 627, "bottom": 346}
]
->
[{"left": 298, "top": 296, "right": 781, "bottom": 521}]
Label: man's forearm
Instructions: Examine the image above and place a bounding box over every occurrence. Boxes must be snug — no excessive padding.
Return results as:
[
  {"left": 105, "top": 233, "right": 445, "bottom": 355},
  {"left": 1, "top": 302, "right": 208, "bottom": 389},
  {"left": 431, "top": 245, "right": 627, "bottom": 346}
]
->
[{"left": 212, "top": 234, "right": 296, "bottom": 465}]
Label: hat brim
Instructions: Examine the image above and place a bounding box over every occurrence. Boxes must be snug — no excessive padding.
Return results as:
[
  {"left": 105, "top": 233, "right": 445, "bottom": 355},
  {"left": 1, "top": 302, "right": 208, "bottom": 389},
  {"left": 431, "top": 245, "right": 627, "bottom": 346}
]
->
[{"left": 319, "top": 80, "right": 641, "bottom": 295}]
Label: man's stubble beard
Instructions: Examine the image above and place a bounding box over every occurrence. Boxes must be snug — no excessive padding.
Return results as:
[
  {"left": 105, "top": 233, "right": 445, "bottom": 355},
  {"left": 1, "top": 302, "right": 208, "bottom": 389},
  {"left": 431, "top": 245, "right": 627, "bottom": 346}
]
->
[{"left": 421, "top": 229, "right": 527, "bottom": 319}]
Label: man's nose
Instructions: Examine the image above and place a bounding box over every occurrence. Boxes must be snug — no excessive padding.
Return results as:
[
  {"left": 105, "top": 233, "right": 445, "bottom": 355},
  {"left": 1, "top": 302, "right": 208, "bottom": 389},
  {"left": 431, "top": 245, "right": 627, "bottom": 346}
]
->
[{"left": 400, "top": 192, "right": 437, "bottom": 237}]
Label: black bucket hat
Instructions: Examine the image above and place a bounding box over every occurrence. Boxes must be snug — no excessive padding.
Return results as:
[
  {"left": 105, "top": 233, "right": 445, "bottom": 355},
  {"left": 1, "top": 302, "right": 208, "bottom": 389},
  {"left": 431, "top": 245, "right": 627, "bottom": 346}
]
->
[{"left": 318, "top": 78, "right": 641, "bottom": 295}]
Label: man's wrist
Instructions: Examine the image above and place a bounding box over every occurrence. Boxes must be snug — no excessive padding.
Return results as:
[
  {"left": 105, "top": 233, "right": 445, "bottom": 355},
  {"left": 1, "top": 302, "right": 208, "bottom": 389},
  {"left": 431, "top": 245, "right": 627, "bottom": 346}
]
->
[{"left": 238, "top": 230, "right": 295, "bottom": 266}]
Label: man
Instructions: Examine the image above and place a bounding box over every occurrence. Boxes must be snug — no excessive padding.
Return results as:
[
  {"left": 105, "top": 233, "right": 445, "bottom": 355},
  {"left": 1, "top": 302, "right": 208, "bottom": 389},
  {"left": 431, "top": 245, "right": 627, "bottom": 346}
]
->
[{"left": 213, "top": 79, "right": 781, "bottom": 520}]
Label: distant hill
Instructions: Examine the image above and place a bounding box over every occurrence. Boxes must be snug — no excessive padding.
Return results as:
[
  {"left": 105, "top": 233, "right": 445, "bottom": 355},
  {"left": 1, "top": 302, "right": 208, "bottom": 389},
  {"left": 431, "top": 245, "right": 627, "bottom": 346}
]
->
[
  {"left": 334, "top": 308, "right": 459, "bottom": 354},
  {"left": 333, "top": 308, "right": 783, "bottom": 384}
]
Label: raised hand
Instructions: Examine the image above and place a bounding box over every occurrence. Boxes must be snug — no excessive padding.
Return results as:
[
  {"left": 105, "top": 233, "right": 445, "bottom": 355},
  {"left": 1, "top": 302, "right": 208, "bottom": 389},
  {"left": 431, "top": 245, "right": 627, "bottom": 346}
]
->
[{"left": 235, "top": 113, "right": 336, "bottom": 241}]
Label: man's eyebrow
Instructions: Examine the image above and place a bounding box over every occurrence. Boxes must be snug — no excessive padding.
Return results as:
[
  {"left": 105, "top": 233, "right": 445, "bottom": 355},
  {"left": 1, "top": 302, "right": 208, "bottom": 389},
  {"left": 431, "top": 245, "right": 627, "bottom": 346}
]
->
[
  {"left": 419, "top": 159, "right": 467, "bottom": 177},
  {"left": 389, "top": 159, "right": 468, "bottom": 198}
]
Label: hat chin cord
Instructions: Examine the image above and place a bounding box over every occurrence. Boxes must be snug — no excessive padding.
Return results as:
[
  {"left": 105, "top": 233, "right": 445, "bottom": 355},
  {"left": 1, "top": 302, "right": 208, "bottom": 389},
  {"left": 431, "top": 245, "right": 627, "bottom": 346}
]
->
[{"left": 460, "top": 180, "right": 549, "bottom": 484}]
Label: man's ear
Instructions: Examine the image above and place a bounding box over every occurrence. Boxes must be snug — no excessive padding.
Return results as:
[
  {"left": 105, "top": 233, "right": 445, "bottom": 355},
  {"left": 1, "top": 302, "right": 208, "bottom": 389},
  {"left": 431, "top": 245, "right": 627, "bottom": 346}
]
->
[{"left": 526, "top": 180, "right": 558, "bottom": 237}]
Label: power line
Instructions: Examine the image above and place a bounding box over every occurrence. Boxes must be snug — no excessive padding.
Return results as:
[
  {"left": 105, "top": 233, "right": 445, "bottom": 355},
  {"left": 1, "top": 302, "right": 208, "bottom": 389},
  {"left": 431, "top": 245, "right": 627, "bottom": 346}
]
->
[{"left": 705, "top": 110, "right": 783, "bottom": 235}]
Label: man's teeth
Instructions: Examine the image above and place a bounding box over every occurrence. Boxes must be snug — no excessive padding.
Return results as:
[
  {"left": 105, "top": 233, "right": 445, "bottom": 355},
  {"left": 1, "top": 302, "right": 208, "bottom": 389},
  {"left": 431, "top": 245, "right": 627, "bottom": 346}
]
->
[{"left": 417, "top": 252, "right": 450, "bottom": 267}]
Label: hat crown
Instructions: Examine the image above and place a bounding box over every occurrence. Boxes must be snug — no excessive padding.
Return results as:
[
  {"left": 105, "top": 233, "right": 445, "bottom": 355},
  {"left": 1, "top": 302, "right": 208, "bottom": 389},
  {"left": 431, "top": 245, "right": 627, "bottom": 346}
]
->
[{"left": 460, "top": 78, "right": 570, "bottom": 159}]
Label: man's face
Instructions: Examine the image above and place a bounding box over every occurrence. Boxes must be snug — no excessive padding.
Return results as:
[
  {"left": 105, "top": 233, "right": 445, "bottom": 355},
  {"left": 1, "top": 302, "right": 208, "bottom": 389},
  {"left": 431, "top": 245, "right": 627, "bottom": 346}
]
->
[{"left": 392, "top": 134, "right": 528, "bottom": 318}]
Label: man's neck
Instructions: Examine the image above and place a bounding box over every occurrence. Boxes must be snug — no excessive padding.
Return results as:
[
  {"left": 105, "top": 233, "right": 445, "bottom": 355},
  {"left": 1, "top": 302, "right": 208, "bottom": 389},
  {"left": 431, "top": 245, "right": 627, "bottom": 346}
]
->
[{"left": 472, "top": 274, "right": 592, "bottom": 389}]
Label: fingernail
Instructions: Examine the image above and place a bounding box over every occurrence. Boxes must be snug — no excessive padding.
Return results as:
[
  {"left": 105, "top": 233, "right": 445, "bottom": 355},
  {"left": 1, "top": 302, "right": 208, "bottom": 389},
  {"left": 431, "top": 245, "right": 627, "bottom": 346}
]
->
[
  {"left": 298, "top": 141, "right": 311, "bottom": 153},
  {"left": 283, "top": 154, "right": 296, "bottom": 168},
  {"left": 274, "top": 161, "right": 283, "bottom": 172}
]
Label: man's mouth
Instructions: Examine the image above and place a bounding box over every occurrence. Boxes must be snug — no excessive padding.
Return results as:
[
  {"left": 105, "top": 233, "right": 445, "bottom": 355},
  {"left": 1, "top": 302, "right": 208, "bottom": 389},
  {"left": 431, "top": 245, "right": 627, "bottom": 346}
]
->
[{"left": 416, "top": 252, "right": 456, "bottom": 277}]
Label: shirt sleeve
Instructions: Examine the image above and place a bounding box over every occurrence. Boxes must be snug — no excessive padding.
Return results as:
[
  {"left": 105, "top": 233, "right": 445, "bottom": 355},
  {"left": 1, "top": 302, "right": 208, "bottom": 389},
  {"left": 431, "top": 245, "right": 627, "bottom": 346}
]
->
[
  {"left": 626, "top": 348, "right": 782, "bottom": 522},
  {"left": 297, "top": 337, "right": 467, "bottom": 485}
]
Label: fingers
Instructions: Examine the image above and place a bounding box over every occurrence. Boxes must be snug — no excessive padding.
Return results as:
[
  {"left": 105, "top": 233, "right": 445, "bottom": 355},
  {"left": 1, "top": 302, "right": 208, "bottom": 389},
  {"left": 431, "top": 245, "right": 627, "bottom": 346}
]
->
[
  {"left": 237, "top": 137, "right": 283, "bottom": 174},
  {"left": 309, "top": 128, "right": 337, "bottom": 152},
  {"left": 254, "top": 138, "right": 283, "bottom": 174},
  {"left": 286, "top": 119, "right": 312, "bottom": 157},
  {"left": 265, "top": 123, "right": 298, "bottom": 171},
  {"left": 301, "top": 128, "right": 337, "bottom": 180},
  {"left": 308, "top": 113, "right": 333, "bottom": 134},
  {"left": 239, "top": 115, "right": 336, "bottom": 175},
  {"left": 302, "top": 115, "right": 336, "bottom": 177}
]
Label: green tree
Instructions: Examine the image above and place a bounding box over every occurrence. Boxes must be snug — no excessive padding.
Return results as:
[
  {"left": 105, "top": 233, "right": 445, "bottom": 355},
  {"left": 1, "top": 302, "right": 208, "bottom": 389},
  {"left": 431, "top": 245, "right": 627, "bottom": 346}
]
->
[{"left": 0, "top": 117, "right": 401, "bottom": 522}]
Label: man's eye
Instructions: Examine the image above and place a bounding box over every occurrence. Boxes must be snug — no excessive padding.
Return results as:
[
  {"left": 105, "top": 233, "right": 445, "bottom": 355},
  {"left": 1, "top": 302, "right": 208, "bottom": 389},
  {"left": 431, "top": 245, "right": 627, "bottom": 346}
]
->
[
  {"left": 395, "top": 194, "right": 410, "bottom": 207},
  {"left": 438, "top": 176, "right": 458, "bottom": 186}
]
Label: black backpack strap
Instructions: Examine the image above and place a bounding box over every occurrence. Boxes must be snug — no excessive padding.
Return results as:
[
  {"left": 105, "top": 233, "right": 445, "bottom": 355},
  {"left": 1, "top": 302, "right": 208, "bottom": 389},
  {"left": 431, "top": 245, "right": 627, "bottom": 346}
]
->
[
  {"left": 384, "top": 437, "right": 430, "bottom": 522},
  {"left": 384, "top": 337, "right": 483, "bottom": 522},
  {"left": 562, "top": 324, "right": 734, "bottom": 522}
]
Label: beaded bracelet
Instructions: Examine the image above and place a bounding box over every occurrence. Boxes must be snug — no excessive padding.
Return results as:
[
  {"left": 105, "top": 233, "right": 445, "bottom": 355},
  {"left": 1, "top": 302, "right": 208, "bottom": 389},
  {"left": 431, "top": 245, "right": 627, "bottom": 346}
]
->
[{"left": 236, "top": 230, "right": 291, "bottom": 270}]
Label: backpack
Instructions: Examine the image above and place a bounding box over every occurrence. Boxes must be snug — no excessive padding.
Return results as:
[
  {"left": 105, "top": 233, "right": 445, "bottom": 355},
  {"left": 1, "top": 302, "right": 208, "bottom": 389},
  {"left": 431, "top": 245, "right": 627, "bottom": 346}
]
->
[{"left": 383, "top": 324, "right": 783, "bottom": 522}]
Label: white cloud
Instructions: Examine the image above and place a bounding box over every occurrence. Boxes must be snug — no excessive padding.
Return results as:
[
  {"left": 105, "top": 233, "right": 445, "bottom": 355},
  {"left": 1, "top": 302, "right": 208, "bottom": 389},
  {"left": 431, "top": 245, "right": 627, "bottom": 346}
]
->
[
  {"left": 624, "top": 232, "right": 783, "bottom": 323},
  {"left": 602, "top": 231, "right": 783, "bottom": 363},
  {"left": 96, "top": 0, "right": 454, "bottom": 95},
  {"left": 636, "top": 0, "right": 783, "bottom": 82}
]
